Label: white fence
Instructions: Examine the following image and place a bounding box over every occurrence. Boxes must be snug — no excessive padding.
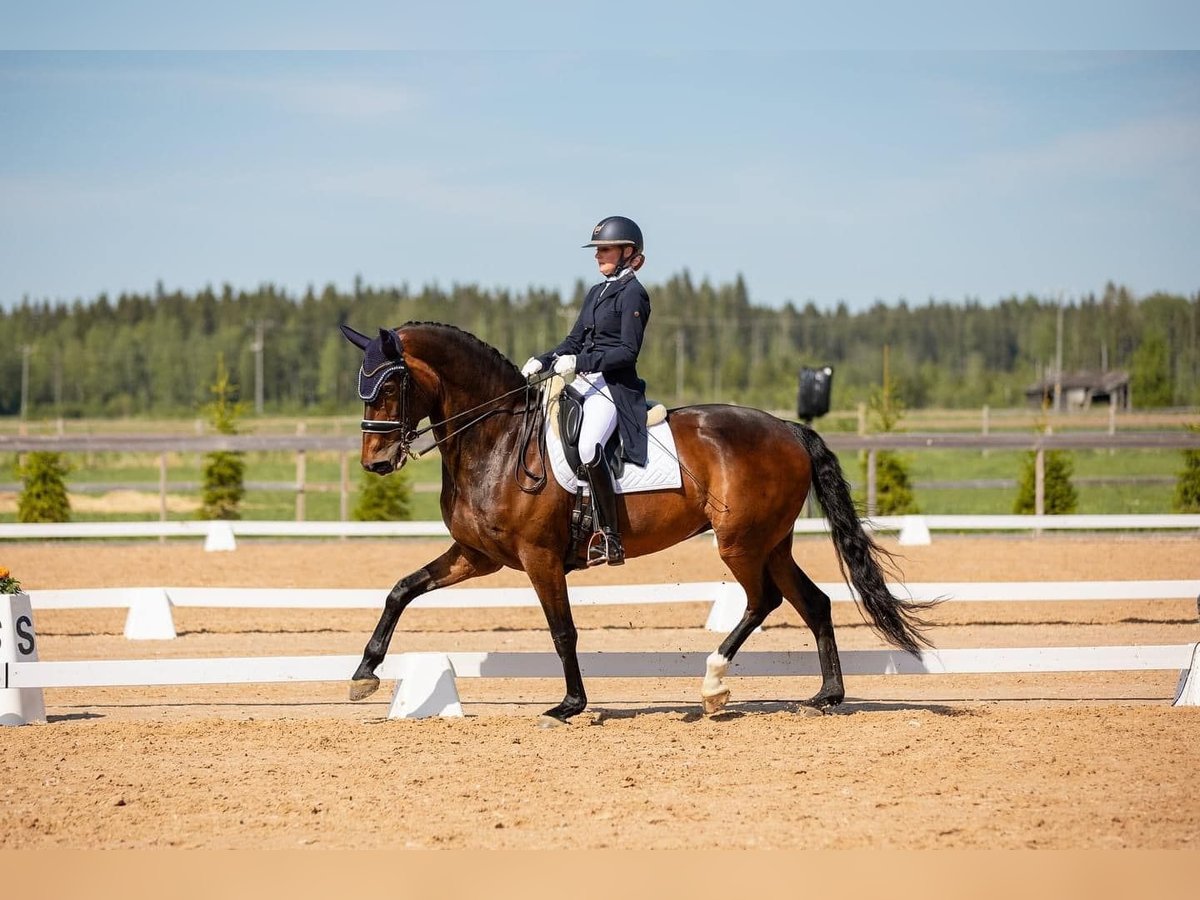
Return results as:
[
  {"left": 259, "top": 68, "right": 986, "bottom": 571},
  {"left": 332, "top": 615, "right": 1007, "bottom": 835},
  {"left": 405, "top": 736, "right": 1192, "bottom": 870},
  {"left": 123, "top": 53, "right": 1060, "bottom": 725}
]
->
[
  {"left": 27, "top": 579, "right": 1200, "bottom": 639},
  {"left": 8, "top": 578, "right": 1200, "bottom": 724},
  {"left": 2, "top": 513, "right": 1199, "bottom": 549},
  {"left": 6, "top": 645, "right": 1199, "bottom": 721}
]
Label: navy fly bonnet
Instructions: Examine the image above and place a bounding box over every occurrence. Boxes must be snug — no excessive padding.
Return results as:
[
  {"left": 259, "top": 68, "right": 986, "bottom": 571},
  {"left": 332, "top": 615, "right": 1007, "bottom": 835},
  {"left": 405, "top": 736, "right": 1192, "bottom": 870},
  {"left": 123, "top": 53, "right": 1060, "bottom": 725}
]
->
[{"left": 340, "top": 325, "right": 406, "bottom": 402}]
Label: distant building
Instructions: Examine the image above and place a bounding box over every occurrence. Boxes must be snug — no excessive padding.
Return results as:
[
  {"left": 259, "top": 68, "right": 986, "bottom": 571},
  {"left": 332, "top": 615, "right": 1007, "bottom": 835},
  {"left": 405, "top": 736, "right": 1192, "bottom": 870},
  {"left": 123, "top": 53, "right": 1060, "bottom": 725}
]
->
[{"left": 1024, "top": 370, "right": 1131, "bottom": 411}]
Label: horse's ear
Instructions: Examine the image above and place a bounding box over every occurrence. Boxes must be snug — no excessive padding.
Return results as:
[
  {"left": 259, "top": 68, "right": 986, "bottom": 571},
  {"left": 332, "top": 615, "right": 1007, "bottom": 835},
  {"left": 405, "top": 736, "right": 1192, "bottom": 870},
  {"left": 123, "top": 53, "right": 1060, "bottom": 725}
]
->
[
  {"left": 340, "top": 324, "right": 371, "bottom": 350},
  {"left": 378, "top": 328, "right": 403, "bottom": 361}
]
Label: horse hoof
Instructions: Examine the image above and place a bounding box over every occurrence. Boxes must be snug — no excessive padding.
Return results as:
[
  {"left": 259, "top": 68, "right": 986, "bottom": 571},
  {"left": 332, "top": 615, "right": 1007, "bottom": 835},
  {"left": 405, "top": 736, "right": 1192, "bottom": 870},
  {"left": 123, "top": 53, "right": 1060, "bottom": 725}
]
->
[
  {"left": 349, "top": 676, "right": 380, "bottom": 701},
  {"left": 806, "top": 696, "right": 844, "bottom": 715},
  {"left": 537, "top": 715, "right": 570, "bottom": 729},
  {"left": 702, "top": 688, "right": 731, "bottom": 716}
]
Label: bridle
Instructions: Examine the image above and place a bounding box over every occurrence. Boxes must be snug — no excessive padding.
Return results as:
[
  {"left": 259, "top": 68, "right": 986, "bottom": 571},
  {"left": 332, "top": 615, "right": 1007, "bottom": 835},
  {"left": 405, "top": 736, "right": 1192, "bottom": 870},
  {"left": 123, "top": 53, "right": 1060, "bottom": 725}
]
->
[
  {"left": 356, "top": 345, "right": 549, "bottom": 489},
  {"left": 356, "top": 353, "right": 419, "bottom": 462}
]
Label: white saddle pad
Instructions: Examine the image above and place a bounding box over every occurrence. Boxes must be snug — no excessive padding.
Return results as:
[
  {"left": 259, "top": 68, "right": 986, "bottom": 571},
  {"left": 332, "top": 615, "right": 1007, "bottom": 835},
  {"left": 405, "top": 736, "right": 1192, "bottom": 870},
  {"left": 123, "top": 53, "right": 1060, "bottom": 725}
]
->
[{"left": 545, "top": 418, "right": 682, "bottom": 495}]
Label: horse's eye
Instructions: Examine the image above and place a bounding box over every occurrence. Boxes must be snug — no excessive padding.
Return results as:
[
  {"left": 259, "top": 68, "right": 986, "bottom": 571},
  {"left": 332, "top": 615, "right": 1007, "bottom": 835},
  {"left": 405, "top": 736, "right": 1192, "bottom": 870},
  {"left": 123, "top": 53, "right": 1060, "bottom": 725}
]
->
[{"left": 380, "top": 382, "right": 397, "bottom": 397}]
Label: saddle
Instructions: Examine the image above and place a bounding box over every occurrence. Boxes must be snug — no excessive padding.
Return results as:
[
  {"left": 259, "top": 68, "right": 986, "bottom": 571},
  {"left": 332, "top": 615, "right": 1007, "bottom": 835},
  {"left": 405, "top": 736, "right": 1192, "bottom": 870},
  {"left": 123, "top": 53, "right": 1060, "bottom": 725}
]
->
[{"left": 545, "top": 376, "right": 668, "bottom": 478}]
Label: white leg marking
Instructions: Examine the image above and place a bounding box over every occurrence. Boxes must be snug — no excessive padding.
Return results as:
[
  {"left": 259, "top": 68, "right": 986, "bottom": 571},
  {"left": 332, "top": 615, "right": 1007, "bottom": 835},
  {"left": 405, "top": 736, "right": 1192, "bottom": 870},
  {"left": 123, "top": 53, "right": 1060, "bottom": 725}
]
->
[{"left": 701, "top": 651, "right": 731, "bottom": 714}]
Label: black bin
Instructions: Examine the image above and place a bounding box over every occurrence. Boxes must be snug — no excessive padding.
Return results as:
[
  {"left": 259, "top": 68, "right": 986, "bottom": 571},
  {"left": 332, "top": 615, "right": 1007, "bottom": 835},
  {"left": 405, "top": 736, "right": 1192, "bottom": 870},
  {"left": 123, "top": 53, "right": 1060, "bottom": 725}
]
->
[{"left": 797, "top": 366, "right": 834, "bottom": 422}]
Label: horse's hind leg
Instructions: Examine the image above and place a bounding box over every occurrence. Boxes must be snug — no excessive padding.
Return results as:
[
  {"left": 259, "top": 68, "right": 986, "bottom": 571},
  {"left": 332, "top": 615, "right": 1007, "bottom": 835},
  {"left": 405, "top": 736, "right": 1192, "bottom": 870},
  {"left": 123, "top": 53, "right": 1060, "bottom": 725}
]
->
[
  {"left": 350, "top": 542, "right": 499, "bottom": 701},
  {"left": 767, "top": 539, "right": 845, "bottom": 709},
  {"left": 701, "top": 547, "right": 783, "bottom": 715}
]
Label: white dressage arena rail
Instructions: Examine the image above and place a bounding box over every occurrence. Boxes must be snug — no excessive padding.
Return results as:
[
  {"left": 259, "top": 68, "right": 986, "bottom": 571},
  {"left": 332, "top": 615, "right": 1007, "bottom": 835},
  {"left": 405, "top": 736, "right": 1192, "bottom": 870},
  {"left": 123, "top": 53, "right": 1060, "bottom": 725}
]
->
[
  {"left": 26, "top": 580, "right": 1200, "bottom": 639},
  {"left": 5, "top": 645, "right": 1199, "bottom": 723},
  {"left": 6, "top": 576, "right": 1198, "bottom": 724},
  {"left": 1, "top": 513, "right": 1198, "bottom": 549}
]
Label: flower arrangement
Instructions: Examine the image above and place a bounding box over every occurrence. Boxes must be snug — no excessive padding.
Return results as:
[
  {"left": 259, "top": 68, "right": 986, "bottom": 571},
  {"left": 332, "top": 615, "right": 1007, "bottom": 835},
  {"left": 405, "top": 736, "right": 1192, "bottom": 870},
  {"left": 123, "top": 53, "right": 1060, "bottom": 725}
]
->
[{"left": 0, "top": 566, "right": 22, "bottom": 594}]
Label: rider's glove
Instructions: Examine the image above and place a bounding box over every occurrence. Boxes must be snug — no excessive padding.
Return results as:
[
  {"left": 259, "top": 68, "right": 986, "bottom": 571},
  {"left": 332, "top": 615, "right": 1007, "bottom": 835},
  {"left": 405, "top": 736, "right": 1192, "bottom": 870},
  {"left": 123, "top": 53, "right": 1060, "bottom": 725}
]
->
[
  {"left": 552, "top": 355, "right": 577, "bottom": 378},
  {"left": 520, "top": 357, "right": 544, "bottom": 379}
]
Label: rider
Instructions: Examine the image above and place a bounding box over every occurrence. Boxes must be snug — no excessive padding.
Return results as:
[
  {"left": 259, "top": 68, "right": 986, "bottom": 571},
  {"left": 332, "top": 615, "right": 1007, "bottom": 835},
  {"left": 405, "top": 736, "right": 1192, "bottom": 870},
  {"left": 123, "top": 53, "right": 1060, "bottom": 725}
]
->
[{"left": 521, "top": 215, "right": 652, "bottom": 566}]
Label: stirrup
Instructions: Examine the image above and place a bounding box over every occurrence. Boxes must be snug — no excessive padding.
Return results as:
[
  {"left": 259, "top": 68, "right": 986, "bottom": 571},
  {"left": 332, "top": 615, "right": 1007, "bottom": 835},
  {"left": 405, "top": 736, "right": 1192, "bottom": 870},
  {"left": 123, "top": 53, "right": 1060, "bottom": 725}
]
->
[{"left": 586, "top": 531, "right": 625, "bottom": 567}]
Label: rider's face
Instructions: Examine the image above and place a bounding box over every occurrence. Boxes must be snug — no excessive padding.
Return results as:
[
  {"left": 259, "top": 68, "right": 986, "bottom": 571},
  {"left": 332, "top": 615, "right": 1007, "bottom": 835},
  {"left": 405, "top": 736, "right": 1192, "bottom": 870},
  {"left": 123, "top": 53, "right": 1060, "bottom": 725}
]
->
[{"left": 594, "top": 245, "right": 626, "bottom": 276}]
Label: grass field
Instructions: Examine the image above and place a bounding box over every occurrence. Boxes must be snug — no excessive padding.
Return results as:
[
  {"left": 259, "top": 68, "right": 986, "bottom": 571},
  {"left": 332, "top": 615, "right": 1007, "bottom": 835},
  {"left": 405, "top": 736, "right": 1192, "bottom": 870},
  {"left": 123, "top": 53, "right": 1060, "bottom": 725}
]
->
[{"left": 2, "top": 409, "right": 1196, "bottom": 521}]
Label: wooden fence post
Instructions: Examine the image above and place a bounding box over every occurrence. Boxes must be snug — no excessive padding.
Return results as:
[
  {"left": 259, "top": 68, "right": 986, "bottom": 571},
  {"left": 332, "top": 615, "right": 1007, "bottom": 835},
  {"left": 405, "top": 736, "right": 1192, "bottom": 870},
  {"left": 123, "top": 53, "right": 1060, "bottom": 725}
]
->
[
  {"left": 1034, "top": 447, "right": 1045, "bottom": 533},
  {"left": 866, "top": 448, "right": 877, "bottom": 517},
  {"left": 295, "top": 423, "right": 307, "bottom": 522},
  {"left": 339, "top": 450, "right": 350, "bottom": 526},
  {"left": 158, "top": 452, "right": 168, "bottom": 542},
  {"left": 1108, "top": 395, "right": 1117, "bottom": 455}
]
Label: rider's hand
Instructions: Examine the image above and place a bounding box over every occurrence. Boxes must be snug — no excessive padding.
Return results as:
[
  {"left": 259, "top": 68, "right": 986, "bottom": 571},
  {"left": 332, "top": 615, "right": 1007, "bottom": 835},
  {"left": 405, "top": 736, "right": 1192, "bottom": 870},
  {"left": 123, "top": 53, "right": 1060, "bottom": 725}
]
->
[
  {"left": 520, "top": 357, "right": 544, "bottom": 379},
  {"left": 552, "top": 355, "right": 577, "bottom": 377}
]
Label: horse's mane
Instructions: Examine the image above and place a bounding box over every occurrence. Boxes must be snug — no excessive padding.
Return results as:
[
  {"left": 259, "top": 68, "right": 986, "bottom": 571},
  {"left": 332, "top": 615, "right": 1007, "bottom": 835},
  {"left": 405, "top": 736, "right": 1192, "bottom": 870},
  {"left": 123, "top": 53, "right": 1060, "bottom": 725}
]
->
[{"left": 400, "top": 321, "right": 522, "bottom": 381}]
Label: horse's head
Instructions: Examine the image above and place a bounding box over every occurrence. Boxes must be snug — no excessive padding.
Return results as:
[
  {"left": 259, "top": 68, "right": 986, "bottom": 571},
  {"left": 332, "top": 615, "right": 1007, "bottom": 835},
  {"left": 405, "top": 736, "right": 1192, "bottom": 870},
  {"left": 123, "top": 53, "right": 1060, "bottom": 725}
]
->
[{"left": 341, "top": 324, "right": 434, "bottom": 475}]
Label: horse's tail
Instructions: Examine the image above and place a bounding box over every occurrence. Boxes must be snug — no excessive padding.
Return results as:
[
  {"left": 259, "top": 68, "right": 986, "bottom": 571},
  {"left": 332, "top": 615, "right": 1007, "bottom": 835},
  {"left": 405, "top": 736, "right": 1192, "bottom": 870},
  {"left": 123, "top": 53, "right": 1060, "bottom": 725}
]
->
[{"left": 791, "top": 421, "right": 935, "bottom": 655}]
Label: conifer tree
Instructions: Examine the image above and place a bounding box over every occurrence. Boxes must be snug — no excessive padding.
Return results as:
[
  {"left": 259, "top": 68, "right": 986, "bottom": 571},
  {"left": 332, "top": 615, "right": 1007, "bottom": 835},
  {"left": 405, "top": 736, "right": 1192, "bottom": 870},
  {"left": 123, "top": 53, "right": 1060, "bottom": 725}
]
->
[
  {"left": 16, "top": 451, "right": 71, "bottom": 523},
  {"left": 1014, "top": 451, "right": 1078, "bottom": 514},
  {"left": 859, "top": 346, "right": 918, "bottom": 515},
  {"left": 199, "top": 355, "right": 246, "bottom": 520},
  {"left": 1013, "top": 413, "right": 1079, "bottom": 514},
  {"left": 1172, "top": 424, "right": 1200, "bottom": 513},
  {"left": 353, "top": 469, "right": 413, "bottom": 521}
]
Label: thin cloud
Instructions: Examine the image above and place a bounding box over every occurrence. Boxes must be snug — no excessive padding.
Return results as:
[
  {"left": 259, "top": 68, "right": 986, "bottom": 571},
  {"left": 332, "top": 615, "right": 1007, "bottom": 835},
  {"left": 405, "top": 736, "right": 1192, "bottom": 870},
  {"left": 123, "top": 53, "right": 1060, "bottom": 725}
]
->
[
  {"left": 1, "top": 60, "right": 421, "bottom": 121},
  {"left": 205, "top": 72, "right": 419, "bottom": 119},
  {"left": 862, "top": 113, "right": 1200, "bottom": 219},
  {"left": 974, "top": 114, "right": 1200, "bottom": 183},
  {"left": 311, "top": 164, "right": 563, "bottom": 223}
]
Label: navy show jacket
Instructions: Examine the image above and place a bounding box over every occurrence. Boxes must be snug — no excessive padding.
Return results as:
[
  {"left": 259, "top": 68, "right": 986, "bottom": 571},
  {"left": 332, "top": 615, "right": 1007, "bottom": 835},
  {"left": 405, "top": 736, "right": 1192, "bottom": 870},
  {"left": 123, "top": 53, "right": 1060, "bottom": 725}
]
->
[{"left": 537, "top": 272, "right": 652, "bottom": 466}]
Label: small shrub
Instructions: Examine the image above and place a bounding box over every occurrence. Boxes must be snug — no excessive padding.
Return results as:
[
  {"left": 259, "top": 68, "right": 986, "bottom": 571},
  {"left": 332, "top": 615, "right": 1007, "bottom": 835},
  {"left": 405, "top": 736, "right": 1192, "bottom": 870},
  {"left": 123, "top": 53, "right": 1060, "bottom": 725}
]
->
[
  {"left": 16, "top": 451, "right": 71, "bottom": 523},
  {"left": 354, "top": 469, "right": 413, "bottom": 521},
  {"left": 1173, "top": 424, "right": 1200, "bottom": 513},
  {"left": 872, "top": 450, "right": 920, "bottom": 515},
  {"left": 199, "top": 355, "right": 247, "bottom": 521},
  {"left": 858, "top": 347, "right": 918, "bottom": 515},
  {"left": 1014, "top": 449, "right": 1078, "bottom": 514}
]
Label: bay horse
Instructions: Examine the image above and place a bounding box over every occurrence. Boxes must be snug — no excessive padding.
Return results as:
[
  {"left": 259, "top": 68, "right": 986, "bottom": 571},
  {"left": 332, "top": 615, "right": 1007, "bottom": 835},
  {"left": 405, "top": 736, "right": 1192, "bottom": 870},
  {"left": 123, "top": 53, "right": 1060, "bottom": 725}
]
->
[{"left": 341, "top": 322, "right": 933, "bottom": 722}]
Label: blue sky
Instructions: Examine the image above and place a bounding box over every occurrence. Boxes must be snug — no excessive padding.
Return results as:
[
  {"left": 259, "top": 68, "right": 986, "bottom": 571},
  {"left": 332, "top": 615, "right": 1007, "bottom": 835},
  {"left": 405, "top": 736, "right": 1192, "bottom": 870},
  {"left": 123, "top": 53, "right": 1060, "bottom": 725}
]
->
[{"left": 2, "top": 4, "right": 1198, "bottom": 311}]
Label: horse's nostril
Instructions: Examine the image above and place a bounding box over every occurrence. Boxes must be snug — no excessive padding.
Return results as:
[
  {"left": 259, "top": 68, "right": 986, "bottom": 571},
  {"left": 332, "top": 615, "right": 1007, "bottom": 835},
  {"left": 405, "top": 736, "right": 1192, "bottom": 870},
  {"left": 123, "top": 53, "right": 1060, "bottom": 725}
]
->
[{"left": 367, "top": 460, "right": 393, "bottom": 475}]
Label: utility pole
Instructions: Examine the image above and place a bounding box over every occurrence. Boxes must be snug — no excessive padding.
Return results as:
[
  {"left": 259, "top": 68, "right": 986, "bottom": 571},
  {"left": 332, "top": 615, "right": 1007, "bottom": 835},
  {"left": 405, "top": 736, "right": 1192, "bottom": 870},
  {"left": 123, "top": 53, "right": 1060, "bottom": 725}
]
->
[
  {"left": 19, "top": 344, "right": 32, "bottom": 420},
  {"left": 675, "top": 326, "right": 685, "bottom": 403},
  {"left": 1053, "top": 293, "right": 1064, "bottom": 413},
  {"left": 250, "top": 320, "right": 267, "bottom": 416}
]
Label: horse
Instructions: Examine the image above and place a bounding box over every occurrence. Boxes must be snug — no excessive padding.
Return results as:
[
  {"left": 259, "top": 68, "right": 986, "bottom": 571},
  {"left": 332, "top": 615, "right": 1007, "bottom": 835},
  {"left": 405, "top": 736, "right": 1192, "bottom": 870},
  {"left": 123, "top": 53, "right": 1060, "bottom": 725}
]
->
[{"left": 341, "top": 321, "right": 933, "bottom": 722}]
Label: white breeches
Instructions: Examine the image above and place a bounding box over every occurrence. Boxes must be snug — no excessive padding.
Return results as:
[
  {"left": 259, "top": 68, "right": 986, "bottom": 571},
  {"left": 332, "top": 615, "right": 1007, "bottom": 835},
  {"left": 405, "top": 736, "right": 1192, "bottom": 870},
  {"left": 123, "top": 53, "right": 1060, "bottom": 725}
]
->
[{"left": 571, "top": 373, "right": 617, "bottom": 465}]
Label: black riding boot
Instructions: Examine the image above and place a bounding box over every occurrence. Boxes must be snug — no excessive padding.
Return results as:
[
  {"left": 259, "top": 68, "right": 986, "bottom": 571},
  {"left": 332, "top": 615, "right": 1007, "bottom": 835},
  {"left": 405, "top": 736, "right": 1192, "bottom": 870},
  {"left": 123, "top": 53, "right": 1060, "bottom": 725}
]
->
[{"left": 583, "top": 447, "right": 625, "bottom": 566}]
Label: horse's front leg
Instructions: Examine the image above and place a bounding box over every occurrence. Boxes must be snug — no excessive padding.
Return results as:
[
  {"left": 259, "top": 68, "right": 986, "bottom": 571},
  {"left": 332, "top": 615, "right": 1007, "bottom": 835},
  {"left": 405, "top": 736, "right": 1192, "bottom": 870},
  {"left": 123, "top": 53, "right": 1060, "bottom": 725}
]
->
[
  {"left": 349, "top": 541, "right": 499, "bottom": 701},
  {"left": 524, "top": 552, "right": 586, "bottom": 723}
]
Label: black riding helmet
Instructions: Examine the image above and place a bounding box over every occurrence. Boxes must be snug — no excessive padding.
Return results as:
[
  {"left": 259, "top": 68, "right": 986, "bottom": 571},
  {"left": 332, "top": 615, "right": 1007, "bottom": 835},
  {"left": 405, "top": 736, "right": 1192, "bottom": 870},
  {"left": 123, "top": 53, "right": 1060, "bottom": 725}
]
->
[{"left": 582, "top": 215, "right": 643, "bottom": 254}]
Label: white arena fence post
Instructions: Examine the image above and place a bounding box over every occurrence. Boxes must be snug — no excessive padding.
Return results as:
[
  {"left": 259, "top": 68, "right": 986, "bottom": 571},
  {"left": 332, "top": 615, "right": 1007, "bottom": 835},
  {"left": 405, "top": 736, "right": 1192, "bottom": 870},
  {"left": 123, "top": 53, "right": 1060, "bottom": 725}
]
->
[
  {"left": 704, "top": 582, "right": 743, "bottom": 632},
  {"left": 387, "top": 653, "right": 463, "bottom": 719},
  {"left": 123, "top": 588, "right": 177, "bottom": 640},
  {"left": 204, "top": 522, "right": 237, "bottom": 552},
  {"left": 0, "top": 591, "right": 46, "bottom": 726},
  {"left": 898, "top": 515, "right": 932, "bottom": 546},
  {"left": 1173, "top": 643, "right": 1200, "bottom": 707},
  {"left": 703, "top": 582, "right": 764, "bottom": 633}
]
